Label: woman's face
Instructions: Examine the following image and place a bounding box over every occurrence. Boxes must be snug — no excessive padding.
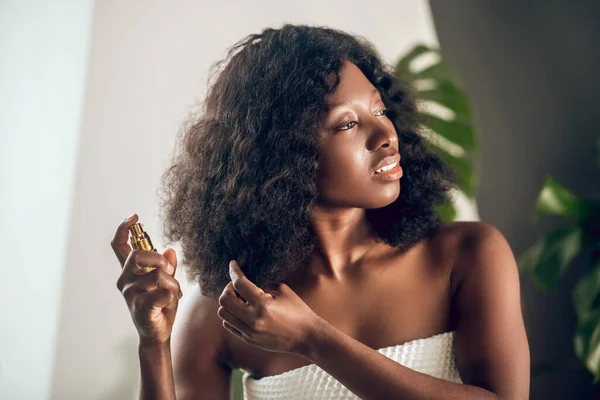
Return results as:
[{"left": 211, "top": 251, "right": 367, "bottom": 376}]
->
[{"left": 317, "top": 61, "right": 402, "bottom": 209}]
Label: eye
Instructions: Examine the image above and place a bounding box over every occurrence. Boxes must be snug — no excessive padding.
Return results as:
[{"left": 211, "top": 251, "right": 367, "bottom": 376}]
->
[
  {"left": 338, "top": 120, "right": 357, "bottom": 131},
  {"left": 375, "top": 108, "right": 389, "bottom": 116},
  {"left": 335, "top": 108, "right": 388, "bottom": 131}
]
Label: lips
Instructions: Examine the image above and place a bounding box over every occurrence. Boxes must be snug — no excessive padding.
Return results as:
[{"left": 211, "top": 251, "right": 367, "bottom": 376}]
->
[{"left": 372, "top": 153, "right": 401, "bottom": 175}]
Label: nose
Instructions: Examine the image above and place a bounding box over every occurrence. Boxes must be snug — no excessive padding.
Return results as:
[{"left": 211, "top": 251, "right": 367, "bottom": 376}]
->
[{"left": 367, "top": 119, "right": 398, "bottom": 151}]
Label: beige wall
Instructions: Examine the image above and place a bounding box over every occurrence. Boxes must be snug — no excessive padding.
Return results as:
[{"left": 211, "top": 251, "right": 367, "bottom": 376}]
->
[{"left": 0, "top": 1, "right": 94, "bottom": 399}]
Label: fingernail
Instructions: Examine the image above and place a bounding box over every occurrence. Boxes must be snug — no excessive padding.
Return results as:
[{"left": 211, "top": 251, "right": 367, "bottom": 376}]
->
[{"left": 126, "top": 213, "right": 136, "bottom": 221}]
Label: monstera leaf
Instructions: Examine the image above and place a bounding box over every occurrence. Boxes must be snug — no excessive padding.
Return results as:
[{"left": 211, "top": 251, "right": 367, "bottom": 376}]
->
[
  {"left": 394, "top": 44, "right": 479, "bottom": 220},
  {"left": 534, "top": 176, "right": 594, "bottom": 219},
  {"left": 518, "top": 225, "right": 584, "bottom": 291},
  {"left": 574, "top": 257, "right": 600, "bottom": 381},
  {"left": 520, "top": 157, "right": 600, "bottom": 380}
]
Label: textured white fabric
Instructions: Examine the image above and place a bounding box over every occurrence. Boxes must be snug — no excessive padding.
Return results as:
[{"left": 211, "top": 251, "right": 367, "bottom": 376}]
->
[{"left": 242, "top": 331, "right": 461, "bottom": 400}]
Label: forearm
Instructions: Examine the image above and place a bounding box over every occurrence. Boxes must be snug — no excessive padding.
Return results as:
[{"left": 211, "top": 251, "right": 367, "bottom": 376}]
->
[
  {"left": 138, "top": 340, "right": 176, "bottom": 400},
  {"left": 304, "top": 319, "right": 499, "bottom": 400}
]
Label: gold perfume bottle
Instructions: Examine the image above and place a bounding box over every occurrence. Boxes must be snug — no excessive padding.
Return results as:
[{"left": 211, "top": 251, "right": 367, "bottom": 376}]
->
[{"left": 129, "top": 222, "right": 158, "bottom": 273}]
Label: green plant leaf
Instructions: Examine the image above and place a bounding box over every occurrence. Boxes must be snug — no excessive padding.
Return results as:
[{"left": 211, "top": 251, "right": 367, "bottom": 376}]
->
[
  {"left": 426, "top": 143, "right": 477, "bottom": 197},
  {"left": 530, "top": 226, "right": 584, "bottom": 291},
  {"left": 573, "top": 258, "right": 600, "bottom": 318},
  {"left": 412, "top": 61, "right": 457, "bottom": 87},
  {"left": 573, "top": 257, "right": 600, "bottom": 380},
  {"left": 574, "top": 315, "right": 600, "bottom": 381},
  {"left": 394, "top": 42, "right": 479, "bottom": 201},
  {"left": 436, "top": 201, "right": 458, "bottom": 222},
  {"left": 534, "top": 176, "right": 590, "bottom": 219},
  {"left": 394, "top": 44, "right": 435, "bottom": 76},
  {"left": 517, "top": 241, "right": 543, "bottom": 272},
  {"left": 446, "top": 154, "right": 476, "bottom": 198},
  {"left": 422, "top": 114, "right": 477, "bottom": 151},
  {"left": 419, "top": 81, "right": 472, "bottom": 120}
]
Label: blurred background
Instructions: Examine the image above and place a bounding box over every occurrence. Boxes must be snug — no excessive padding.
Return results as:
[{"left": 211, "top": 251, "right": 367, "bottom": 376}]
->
[{"left": 1, "top": 0, "right": 600, "bottom": 399}]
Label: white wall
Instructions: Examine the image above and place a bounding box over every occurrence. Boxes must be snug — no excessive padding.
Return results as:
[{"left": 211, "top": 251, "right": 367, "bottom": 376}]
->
[
  {"left": 0, "top": 1, "right": 94, "bottom": 399},
  {"left": 0, "top": 1, "right": 473, "bottom": 399}
]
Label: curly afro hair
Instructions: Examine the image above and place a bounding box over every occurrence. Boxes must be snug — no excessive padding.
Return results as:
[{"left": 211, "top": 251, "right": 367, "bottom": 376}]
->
[{"left": 158, "top": 24, "right": 456, "bottom": 297}]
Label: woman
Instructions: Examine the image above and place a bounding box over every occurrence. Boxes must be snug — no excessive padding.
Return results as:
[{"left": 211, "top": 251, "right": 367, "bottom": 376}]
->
[{"left": 111, "top": 24, "right": 530, "bottom": 399}]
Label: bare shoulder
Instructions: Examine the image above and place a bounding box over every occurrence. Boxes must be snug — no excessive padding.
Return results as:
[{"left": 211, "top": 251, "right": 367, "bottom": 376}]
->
[
  {"left": 438, "top": 222, "right": 530, "bottom": 398},
  {"left": 435, "top": 220, "right": 502, "bottom": 244},
  {"left": 434, "top": 221, "right": 512, "bottom": 294},
  {"left": 171, "top": 289, "right": 232, "bottom": 399}
]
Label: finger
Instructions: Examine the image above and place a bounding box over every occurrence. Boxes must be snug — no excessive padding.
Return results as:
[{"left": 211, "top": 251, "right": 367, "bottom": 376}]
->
[
  {"left": 118, "top": 250, "right": 175, "bottom": 291},
  {"left": 162, "top": 248, "right": 178, "bottom": 276},
  {"left": 228, "top": 260, "right": 266, "bottom": 304},
  {"left": 126, "top": 249, "right": 175, "bottom": 276},
  {"left": 123, "top": 268, "right": 183, "bottom": 299},
  {"left": 218, "top": 282, "right": 254, "bottom": 321},
  {"left": 111, "top": 213, "right": 139, "bottom": 267},
  {"left": 217, "top": 306, "right": 253, "bottom": 338},
  {"left": 222, "top": 320, "right": 246, "bottom": 340}
]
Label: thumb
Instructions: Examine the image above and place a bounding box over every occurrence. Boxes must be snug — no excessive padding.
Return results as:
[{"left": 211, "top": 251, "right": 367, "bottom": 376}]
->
[{"left": 162, "top": 248, "right": 178, "bottom": 275}]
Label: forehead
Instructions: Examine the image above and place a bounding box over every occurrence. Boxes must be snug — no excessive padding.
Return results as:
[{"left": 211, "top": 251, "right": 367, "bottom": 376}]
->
[{"left": 327, "top": 61, "right": 378, "bottom": 104}]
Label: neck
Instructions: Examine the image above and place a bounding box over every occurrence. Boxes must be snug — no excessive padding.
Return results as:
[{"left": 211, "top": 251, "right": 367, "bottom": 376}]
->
[{"left": 307, "top": 205, "right": 379, "bottom": 281}]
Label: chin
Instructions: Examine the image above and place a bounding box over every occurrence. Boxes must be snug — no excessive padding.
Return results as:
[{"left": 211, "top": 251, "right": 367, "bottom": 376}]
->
[{"left": 367, "top": 183, "right": 401, "bottom": 209}]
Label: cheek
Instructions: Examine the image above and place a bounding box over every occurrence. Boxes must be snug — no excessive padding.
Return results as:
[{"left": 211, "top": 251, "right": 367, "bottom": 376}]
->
[
  {"left": 318, "top": 152, "right": 368, "bottom": 193},
  {"left": 321, "top": 147, "right": 364, "bottom": 175},
  {"left": 317, "top": 148, "right": 401, "bottom": 208}
]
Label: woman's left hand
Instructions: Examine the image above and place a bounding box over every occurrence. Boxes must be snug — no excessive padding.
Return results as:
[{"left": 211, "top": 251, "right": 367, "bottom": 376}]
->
[{"left": 217, "top": 260, "right": 322, "bottom": 356}]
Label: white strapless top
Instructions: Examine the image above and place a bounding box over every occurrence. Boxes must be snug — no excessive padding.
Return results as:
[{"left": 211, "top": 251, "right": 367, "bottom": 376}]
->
[{"left": 242, "top": 331, "right": 461, "bottom": 400}]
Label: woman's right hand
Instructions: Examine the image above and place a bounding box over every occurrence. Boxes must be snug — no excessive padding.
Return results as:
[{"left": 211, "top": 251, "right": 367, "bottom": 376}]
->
[{"left": 111, "top": 214, "right": 183, "bottom": 346}]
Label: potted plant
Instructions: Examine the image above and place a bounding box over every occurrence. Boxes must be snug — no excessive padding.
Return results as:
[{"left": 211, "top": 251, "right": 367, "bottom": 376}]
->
[{"left": 518, "top": 137, "right": 600, "bottom": 391}]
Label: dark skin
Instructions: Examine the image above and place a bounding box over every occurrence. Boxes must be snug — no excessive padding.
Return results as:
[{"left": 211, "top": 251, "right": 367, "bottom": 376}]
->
[{"left": 112, "top": 62, "right": 530, "bottom": 399}]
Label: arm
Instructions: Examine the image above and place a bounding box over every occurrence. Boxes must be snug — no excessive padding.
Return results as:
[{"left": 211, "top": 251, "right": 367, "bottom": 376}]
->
[
  {"left": 138, "top": 340, "right": 177, "bottom": 400},
  {"left": 111, "top": 216, "right": 231, "bottom": 400},
  {"left": 171, "top": 291, "right": 232, "bottom": 400},
  {"left": 137, "top": 291, "right": 231, "bottom": 400},
  {"left": 303, "top": 222, "right": 530, "bottom": 399}
]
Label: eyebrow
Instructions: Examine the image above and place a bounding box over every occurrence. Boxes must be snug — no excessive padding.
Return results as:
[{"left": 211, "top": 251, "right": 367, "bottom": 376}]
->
[{"left": 328, "top": 88, "right": 380, "bottom": 110}]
